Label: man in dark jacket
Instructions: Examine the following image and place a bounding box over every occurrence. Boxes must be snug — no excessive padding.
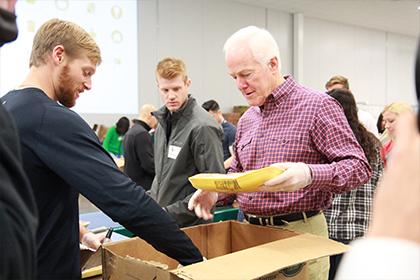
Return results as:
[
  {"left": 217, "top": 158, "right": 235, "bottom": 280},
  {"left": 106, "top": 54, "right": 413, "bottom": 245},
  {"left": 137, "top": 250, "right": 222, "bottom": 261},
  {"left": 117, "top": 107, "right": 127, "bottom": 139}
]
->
[
  {"left": 124, "top": 104, "right": 157, "bottom": 190},
  {"left": 1, "top": 19, "right": 202, "bottom": 279},
  {"left": 150, "top": 57, "right": 225, "bottom": 227}
]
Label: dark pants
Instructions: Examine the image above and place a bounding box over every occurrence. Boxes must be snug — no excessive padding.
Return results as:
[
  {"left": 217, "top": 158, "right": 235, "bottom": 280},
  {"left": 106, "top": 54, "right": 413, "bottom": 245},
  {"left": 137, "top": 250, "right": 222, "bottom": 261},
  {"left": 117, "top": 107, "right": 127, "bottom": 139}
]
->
[{"left": 328, "top": 239, "right": 350, "bottom": 280}]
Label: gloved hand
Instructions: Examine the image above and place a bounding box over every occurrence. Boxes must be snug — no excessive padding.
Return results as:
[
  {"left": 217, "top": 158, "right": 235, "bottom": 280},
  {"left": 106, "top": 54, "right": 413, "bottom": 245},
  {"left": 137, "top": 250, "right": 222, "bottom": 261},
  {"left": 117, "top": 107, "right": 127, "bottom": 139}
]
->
[
  {"left": 81, "top": 231, "right": 107, "bottom": 250},
  {"left": 188, "top": 190, "right": 218, "bottom": 220},
  {"left": 260, "top": 162, "right": 313, "bottom": 192}
]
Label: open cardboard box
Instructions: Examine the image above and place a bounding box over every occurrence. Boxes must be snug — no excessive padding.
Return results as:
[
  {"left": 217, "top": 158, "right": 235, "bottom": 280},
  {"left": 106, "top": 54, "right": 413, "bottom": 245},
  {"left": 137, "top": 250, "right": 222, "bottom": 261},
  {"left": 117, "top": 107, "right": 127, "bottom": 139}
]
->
[{"left": 102, "top": 220, "right": 348, "bottom": 280}]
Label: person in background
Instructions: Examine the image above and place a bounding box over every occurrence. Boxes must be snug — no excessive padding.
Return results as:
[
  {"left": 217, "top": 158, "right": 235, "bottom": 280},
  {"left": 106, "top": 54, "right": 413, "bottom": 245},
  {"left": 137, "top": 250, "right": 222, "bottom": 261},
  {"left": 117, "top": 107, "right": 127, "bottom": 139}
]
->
[
  {"left": 123, "top": 104, "right": 157, "bottom": 191},
  {"left": 189, "top": 26, "right": 371, "bottom": 280},
  {"left": 376, "top": 112, "right": 385, "bottom": 134},
  {"left": 380, "top": 101, "right": 413, "bottom": 166},
  {"left": 377, "top": 111, "right": 391, "bottom": 145},
  {"left": 103, "top": 116, "right": 130, "bottom": 157},
  {"left": 0, "top": 0, "right": 37, "bottom": 278},
  {"left": 1, "top": 18, "right": 202, "bottom": 279},
  {"left": 324, "top": 88, "right": 383, "bottom": 280},
  {"left": 150, "top": 57, "right": 225, "bottom": 227},
  {"left": 325, "top": 75, "right": 378, "bottom": 137},
  {"left": 202, "top": 99, "right": 237, "bottom": 169}
]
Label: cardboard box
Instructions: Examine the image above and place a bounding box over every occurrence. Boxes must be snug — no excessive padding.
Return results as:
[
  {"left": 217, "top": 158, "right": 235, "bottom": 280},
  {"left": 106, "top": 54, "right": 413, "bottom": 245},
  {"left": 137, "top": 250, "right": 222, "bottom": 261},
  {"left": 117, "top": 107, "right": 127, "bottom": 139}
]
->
[{"left": 102, "top": 220, "right": 348, "bottom": 280}]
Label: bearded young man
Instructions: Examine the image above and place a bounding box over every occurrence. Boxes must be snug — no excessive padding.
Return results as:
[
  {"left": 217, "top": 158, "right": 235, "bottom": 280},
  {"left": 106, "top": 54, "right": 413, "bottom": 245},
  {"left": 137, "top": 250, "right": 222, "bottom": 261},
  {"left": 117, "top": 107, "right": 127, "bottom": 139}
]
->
[{"left": 1, "top": 19, "right": 202, "bottom": 279}]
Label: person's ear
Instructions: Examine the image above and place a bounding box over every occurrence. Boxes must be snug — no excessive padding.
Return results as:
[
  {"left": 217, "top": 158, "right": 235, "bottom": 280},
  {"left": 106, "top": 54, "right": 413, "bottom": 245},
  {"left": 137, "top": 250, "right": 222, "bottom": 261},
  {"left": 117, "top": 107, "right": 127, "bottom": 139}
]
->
[
  {"left": 52, "top": 45, "right": 65, "bottom": 64},
  {"left": 267, "top": 57, "right": 278, "bottom": 72}
]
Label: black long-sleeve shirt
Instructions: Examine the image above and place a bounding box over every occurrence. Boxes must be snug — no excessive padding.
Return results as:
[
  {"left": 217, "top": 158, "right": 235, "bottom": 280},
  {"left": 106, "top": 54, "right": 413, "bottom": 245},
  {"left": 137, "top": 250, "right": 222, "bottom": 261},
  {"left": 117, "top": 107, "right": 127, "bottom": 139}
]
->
[
  {"left": 1, "top": 88, "right": 202, "bottom": 279},
  {"left": 0, "top": 104, "right": 38, "bottom": 279}
]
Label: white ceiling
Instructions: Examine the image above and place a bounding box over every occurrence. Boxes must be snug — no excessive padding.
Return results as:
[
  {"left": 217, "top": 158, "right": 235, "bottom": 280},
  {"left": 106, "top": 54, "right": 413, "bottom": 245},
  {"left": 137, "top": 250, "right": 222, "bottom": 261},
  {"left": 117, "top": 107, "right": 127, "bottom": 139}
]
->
[{"left": 234, "top": 0, "right": 420, "bottom": 37}]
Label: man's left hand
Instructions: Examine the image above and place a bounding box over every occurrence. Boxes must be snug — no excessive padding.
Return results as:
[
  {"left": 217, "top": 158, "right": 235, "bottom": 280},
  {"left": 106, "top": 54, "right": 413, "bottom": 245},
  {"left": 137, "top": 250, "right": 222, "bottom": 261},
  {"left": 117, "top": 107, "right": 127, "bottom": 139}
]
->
[{"left": 260, "top": 162, "right": 312, "bottom": 192}]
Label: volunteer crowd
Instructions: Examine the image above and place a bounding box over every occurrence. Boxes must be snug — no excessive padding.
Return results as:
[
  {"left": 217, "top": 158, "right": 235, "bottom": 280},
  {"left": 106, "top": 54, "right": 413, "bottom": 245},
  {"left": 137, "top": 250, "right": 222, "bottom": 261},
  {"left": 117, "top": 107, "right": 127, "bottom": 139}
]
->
[{"left": 0, "top": 2, "right": 419, "bottom": 280}]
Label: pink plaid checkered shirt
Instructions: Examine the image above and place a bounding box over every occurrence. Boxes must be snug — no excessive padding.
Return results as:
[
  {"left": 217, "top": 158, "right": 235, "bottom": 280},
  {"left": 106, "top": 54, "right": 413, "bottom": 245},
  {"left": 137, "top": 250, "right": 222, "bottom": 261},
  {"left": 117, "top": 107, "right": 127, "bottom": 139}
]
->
[{"left": 229, "top": 76, "right": 371, "bottom": 216}]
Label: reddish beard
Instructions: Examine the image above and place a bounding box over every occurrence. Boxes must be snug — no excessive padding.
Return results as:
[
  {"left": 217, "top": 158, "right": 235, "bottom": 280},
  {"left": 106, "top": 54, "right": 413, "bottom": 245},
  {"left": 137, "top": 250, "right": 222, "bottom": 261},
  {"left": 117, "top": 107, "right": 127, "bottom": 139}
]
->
[{"left": 57, "top": 65, "right": 77, "bottom": 108}]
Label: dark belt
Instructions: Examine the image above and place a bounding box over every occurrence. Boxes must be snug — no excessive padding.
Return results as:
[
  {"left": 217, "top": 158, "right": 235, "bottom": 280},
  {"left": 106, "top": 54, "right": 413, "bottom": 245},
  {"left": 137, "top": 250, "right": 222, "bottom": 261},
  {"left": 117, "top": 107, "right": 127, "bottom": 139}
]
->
[{"left": 244, "top": 210, "right": 320, "bottom": 226}]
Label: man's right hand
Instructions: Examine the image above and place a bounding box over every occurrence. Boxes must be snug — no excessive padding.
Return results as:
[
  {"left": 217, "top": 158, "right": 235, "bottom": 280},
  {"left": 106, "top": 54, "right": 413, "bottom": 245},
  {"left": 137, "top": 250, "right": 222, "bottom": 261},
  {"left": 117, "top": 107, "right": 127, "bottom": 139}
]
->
[{"left": 188, "top": 190, "right": 218, "bottom": 220}]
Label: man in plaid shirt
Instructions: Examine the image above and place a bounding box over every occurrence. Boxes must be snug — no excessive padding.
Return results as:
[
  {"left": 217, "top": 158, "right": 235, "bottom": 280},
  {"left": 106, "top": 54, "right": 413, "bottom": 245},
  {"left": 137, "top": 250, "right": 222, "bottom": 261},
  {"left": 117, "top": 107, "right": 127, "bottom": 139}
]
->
[{"left": 189, "top": 26, "right": 372, "bottom": 280}]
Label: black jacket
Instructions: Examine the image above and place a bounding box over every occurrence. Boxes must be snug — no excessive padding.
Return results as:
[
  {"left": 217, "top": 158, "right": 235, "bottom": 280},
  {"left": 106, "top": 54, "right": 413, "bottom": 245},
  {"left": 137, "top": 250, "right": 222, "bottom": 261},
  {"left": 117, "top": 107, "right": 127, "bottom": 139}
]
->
[
  {"left": 0, "top": 104, "right": 37, "bottom": 279},
  {"left": 123, "top": 119, "right": 155, "bottom": 190}
]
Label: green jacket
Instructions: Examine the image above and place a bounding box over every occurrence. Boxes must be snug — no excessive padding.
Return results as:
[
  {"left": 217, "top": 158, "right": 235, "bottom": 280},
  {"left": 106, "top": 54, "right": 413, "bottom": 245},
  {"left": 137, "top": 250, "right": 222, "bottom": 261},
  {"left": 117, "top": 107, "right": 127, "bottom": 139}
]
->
[
  {"left": 103, "top": 126, "right": 123, "bottom": 156},
  {"left": 150, "top": 97, "right": 225, "bottom": 227}
]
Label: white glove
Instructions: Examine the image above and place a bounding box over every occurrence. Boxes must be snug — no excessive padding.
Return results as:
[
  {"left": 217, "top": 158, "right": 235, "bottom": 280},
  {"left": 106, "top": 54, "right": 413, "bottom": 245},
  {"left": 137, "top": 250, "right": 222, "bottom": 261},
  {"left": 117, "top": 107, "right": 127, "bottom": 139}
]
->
[
  {"left": 81, "top": 231, "right": 107, "bottom": 250},
  {"left": 188, "top": 190, "right": 218, "bottom": 220},
  {"left": 260, "top": 162, "right": 313, "bottom": 192}
]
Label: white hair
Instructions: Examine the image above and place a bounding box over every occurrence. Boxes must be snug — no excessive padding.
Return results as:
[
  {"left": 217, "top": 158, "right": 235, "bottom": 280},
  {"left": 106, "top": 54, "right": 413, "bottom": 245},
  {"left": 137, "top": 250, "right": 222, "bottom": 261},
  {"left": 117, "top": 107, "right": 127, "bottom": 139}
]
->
[{"left": 223, "top": 26, "right": 281, "bottom": 69}]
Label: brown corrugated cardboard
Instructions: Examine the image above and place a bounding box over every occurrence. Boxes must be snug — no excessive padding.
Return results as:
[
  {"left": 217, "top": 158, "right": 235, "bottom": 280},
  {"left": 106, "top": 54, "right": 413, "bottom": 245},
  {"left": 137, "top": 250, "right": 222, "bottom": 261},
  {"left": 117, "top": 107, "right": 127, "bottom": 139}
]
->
[{"left": 102, "top": 221, "right": 348, "bottom": 280}]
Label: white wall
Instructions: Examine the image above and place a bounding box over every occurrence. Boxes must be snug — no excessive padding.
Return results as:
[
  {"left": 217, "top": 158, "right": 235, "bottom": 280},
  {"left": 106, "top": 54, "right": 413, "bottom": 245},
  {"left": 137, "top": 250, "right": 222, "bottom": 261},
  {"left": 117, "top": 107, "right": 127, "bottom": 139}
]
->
[{"left": 302, "top": 17, "right": 417, "bottom": 118}]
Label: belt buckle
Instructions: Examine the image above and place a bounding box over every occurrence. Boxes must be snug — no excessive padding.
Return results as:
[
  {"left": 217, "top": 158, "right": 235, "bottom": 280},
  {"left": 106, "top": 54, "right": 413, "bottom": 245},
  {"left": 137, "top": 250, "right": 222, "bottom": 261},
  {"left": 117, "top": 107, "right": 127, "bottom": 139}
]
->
[
  {"left": 258, "top": 216, "right": 275, "bottom": 226},
  {"left": 246, "top": 214, "right": 269, "bottom": 226}
]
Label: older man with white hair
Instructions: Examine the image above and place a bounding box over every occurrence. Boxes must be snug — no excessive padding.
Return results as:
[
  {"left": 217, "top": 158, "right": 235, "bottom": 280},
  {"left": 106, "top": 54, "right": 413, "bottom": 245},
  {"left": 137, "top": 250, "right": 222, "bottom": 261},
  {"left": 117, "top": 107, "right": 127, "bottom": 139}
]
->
[{"left": 189, "top": 25, "right": 372, "bottom": 280}]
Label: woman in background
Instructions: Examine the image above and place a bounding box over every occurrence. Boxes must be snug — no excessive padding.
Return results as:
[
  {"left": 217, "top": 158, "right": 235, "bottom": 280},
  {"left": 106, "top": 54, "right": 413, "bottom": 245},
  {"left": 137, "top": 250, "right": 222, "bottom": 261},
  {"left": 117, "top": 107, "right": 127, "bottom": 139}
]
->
[
  {"left": 380, "top": 102, "right": 413, "bottom": 166},
  {"left": 324, "top": 89, "right": 384, "bottom": 280},
  {"left": 103, "top": 117, "right": 130, "bottom": 157}
]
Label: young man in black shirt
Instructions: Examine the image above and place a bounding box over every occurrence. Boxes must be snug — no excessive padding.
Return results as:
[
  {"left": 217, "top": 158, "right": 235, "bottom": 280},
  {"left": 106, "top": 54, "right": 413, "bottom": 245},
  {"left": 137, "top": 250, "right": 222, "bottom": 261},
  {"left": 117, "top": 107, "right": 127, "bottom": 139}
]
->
[{"left": 1, "top": 18, "right": 202, "bottom": 279}]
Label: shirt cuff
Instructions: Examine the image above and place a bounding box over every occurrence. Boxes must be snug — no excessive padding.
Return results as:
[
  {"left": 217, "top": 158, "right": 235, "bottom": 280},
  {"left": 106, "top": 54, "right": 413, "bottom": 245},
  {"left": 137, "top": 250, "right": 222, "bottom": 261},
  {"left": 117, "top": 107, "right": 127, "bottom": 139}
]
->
[{"left": 307, "top": 163, "right": 332, "bottom": 189}]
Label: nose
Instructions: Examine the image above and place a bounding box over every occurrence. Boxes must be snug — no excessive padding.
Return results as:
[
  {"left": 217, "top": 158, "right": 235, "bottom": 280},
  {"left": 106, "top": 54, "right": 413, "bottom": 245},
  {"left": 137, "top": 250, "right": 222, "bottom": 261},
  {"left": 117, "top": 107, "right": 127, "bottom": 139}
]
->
[
  {"left": 384, "top": 121, "right": 391, "bottom": 130},
  {"left": 236, "top": 77, "right": 248, "bottom": 90},
  {"left": 84, "top": 78, "right": 92, "bottom": 91},
  {"left": 167, "top": 90, "right": 176, "bottom": 100}
]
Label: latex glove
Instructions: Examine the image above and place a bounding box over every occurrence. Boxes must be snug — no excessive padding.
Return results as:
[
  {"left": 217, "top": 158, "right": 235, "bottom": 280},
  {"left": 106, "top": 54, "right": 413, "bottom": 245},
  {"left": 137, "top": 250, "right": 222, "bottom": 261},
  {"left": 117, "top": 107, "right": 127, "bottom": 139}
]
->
[
  {"left": 260, "top": 162, "right": 312, "bottom": 192},
  {"left": 81, "top": 231, "right": 107, "bottom": 250},
  {"left": 188, "top": 190, "right": 218, "bottom": 220}
]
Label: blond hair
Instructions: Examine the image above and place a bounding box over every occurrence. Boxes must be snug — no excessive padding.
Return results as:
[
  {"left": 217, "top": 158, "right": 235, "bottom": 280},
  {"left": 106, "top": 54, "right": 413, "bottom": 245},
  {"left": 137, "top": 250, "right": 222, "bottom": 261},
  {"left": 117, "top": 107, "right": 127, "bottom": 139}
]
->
[
  {"left": 325, "top": 75, "right": 349, "bottom": 90},
  {"left": 155, "top": 57, "right": 188, "bottom": 82},
  {"left": 383, "top": 102, "right": 413, "bottom": 115},
  {"left": 29, "top": 18, "right": 101, "bottom": 67}
]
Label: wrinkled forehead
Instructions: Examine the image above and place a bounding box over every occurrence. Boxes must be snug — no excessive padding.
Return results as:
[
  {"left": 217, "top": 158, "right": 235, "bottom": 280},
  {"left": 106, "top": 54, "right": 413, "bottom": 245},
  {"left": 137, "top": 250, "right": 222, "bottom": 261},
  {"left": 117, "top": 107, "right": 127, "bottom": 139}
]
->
[{"left": 226, "top": 47, "right": 260, "bottom": 73}]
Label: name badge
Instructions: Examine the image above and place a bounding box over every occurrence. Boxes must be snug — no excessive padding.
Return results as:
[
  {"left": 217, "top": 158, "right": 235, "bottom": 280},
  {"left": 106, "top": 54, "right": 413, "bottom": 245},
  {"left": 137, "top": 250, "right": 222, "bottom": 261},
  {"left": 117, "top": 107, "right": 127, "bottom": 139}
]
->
[{"left": 168, "top": 145, "right": 181, "bottom": 159}]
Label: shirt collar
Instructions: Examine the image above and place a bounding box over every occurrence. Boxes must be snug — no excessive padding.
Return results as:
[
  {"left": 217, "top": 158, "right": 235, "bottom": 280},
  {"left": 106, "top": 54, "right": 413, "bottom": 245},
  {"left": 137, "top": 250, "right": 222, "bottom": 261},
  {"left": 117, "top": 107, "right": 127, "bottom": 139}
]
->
[{"left": 260, "top": 75, "right": 296, "bottom": 112}]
